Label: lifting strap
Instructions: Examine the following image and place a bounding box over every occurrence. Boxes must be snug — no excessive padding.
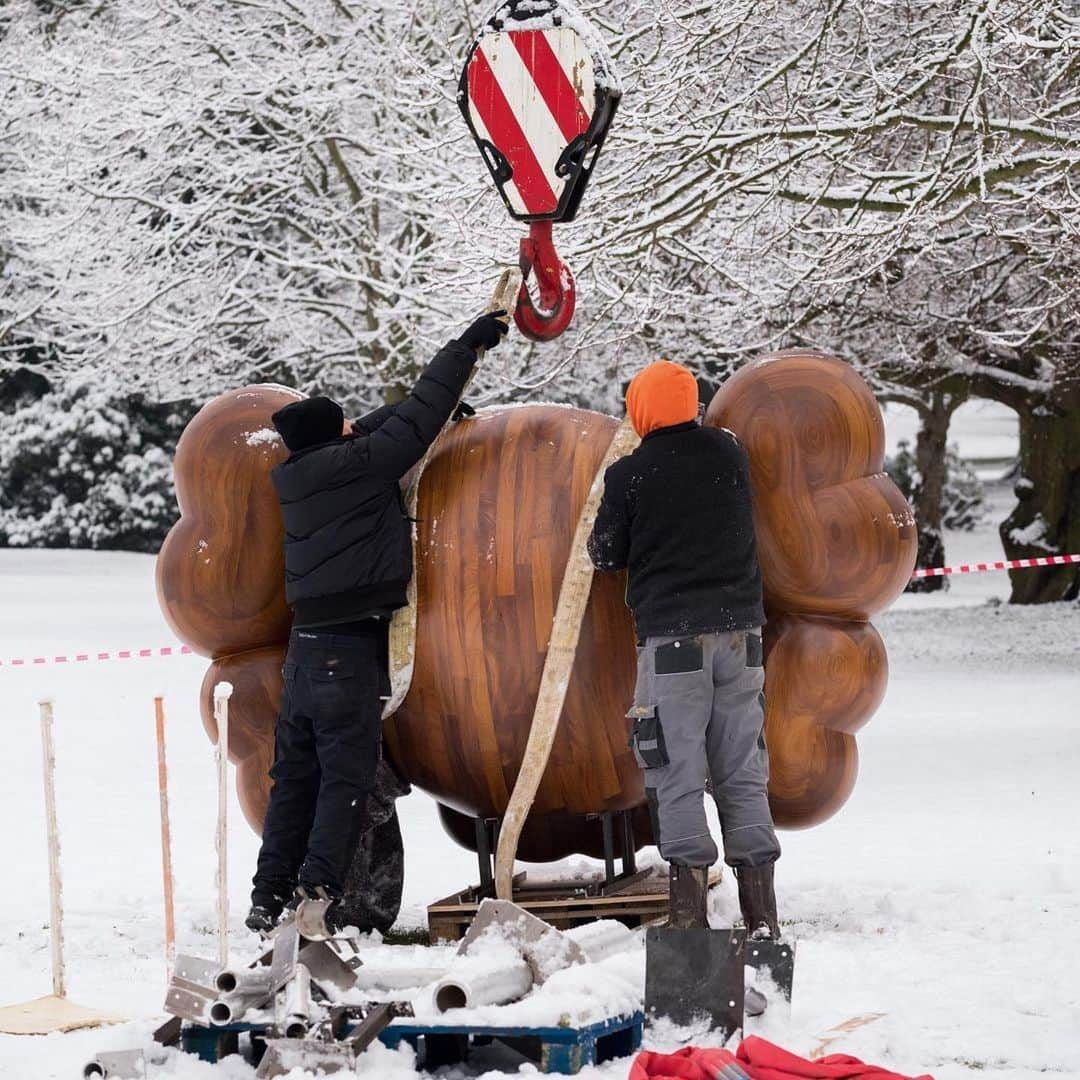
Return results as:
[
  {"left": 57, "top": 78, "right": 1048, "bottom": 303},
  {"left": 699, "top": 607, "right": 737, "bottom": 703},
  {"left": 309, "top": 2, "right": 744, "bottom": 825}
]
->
[{"left": 494, "top": 414, "right": 640, "bottom": 899}]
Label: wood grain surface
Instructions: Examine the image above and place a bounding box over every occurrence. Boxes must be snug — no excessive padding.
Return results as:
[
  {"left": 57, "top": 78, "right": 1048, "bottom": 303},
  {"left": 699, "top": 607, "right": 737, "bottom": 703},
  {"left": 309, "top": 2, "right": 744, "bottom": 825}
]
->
[
  {"left": 200, "top": 644, "right": 285, "bottom": 833},
  {"left": 706, "top": 350, "right": 916, "bottom": 827},
  {"left": 158, "top": 354, "right": 917, "bottom": 857},
  {"left": 384, "top": 406, "right": 642, "bottom": 822},
  {"left": 706, "top": 350, "right": 916, "bottom": 619},
  {"left": 156, "top": 385, "right": 300, "bottom": 658}
]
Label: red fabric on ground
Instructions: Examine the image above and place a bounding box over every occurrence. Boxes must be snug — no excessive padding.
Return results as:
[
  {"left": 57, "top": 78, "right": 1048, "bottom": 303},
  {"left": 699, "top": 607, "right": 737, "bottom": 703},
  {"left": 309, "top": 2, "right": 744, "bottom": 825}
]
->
[
  {"left": 630, "top": 1039, "right": 933, "bottom": 1080},
  {"left": 629, "top": 1045, "right": 744, "bottom": 1080},
  {"left": 736, "top": 1036, "right": 934, "bottom": 1080}
]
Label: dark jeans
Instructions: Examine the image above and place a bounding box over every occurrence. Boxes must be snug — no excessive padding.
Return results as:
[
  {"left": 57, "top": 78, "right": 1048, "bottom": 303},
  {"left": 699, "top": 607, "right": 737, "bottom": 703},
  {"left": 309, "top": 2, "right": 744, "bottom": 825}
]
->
[{"left": 252, "top": 624, "right": 388, "bottom": 904}]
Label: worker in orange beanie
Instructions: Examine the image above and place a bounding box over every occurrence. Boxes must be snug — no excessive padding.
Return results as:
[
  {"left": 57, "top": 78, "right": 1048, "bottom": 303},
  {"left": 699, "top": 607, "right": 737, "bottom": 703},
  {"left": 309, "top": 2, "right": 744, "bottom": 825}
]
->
[{"left": 588, "top": 360, "right": 781, "bottom": 934}]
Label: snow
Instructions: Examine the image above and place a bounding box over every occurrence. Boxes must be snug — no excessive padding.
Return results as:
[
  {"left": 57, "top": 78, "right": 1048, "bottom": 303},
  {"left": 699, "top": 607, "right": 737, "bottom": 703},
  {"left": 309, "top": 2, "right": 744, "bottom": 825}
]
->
[
  {"left": 0, "top": 541, "right": 1077, "bottom": 1080},
  {"left": 882, "top": 401, "right": 1019, "bottom": 481},
  {"left": 242, "top": 429, "right": 281, "bottom": 449}
]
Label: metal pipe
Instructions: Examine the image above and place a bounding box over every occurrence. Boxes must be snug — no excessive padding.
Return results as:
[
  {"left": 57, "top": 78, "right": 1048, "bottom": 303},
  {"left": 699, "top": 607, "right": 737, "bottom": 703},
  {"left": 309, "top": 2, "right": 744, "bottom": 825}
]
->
[
  {"left": 565, "top": 919, "right": 635, "bottom": 962},
  {"left": 433, "top": 954, "right": 532, "bottom": 1012},
  {"left": 213, "top": 681, "right": 233, "bottom": 971},
  {"left": 354, "top": 962, "right": 451, "bottom": 992},
  {"left": 215, "top": 968, "right": 274, "bottom": 997},
  {"left": 154, "top": 696, "right": 176, "bottom": 982},
  {"left": 281, "top": 963, "right": 312, "bottom": 1036}
]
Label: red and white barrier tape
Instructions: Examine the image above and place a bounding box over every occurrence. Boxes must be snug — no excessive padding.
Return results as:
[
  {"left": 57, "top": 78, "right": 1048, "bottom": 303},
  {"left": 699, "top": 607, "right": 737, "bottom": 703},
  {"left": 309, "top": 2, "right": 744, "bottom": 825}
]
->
[
  {"left": 1, "top": 555, "right": 1077, "bottom": 668},
  {"left": 0, "top": 644, "right": 193, "bottom": 668},
  {"left": 911, "top": 553, "right": 1080, "bottom": 579}
]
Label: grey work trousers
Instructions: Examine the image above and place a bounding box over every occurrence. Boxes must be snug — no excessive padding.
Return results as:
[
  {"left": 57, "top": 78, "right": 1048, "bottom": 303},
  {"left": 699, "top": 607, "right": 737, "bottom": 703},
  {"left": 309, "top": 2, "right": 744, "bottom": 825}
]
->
[{"left": 629, "top": 629, "right": 781, "bottom": 869}]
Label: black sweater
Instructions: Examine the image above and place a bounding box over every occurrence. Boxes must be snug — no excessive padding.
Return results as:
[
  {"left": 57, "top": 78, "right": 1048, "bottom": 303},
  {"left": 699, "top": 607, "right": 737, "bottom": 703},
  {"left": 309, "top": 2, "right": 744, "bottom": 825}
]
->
[
  {"left": 271, "top": 340, "right": 476, "bottom": 627},
  {"left": 587, "top": 421, "right": 765, "bottom": 639}
]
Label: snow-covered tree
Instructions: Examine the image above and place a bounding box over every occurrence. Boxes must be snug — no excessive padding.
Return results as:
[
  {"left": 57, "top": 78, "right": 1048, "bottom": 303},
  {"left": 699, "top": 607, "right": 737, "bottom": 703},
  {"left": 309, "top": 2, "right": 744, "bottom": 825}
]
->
[{"left": 2, "top": 1, "right": 1077, "bottom": 593}]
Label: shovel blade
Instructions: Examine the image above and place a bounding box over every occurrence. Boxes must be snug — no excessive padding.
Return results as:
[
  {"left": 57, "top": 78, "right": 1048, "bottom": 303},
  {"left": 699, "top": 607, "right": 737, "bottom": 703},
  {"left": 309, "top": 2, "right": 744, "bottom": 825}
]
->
[
  {"left": 645, "top": 927, "right": 746, "bottom": 1039},
  {"left": 744, "top": 938, "right": 795, "bottom": 1002}
]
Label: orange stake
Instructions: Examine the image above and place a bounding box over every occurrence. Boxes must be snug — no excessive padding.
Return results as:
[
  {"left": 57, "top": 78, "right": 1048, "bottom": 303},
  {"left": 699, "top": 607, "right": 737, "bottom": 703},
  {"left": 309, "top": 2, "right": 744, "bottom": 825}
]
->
[{"left": 154, "top": 696, "right": 176, "bottom": 977}]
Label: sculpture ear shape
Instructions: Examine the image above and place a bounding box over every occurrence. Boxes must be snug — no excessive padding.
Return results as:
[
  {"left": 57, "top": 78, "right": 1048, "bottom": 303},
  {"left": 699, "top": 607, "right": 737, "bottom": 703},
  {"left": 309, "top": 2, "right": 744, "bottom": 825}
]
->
[
  {"left": 156, "top": 384, "right": 300, "bottom": 658},
  {"left": 157, "top": 385, "right": 302, "bottom": 834},
  {"left": 706, "top": 351, "right": 917, "bottom": 828}
]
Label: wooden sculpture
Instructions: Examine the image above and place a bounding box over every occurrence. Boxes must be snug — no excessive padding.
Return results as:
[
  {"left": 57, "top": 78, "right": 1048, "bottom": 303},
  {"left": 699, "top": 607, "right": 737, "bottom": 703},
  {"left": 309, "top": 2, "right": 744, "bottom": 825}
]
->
[
  {"left": 704, "top": 349, "right": 916, "bottom": 826},
  {"left": 156, "top": 351, "right": 916, "bottom": 859}
]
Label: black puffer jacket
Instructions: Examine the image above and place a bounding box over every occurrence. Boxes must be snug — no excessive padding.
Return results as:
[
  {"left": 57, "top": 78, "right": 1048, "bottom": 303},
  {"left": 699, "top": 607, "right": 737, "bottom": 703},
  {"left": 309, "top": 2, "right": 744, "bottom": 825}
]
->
[
  {"left": 587, "top": 421, "right": 765, "bottom": 639},
  {"left": 272, "top": 341, "right": 476, "bottom": 627}
]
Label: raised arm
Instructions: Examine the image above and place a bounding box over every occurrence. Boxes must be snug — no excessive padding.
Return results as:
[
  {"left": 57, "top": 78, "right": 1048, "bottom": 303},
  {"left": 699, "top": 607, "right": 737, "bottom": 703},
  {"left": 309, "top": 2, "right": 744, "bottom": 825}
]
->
[{"left": 360, "top": 312, "right": 507, "bottom": 480}]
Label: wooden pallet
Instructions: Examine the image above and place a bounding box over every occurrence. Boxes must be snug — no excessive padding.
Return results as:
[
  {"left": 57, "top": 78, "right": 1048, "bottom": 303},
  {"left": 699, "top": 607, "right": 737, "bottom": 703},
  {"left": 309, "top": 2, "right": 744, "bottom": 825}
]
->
[
  {"left": 379, "top": 1011, "right": 644, "bottom": 1074},
  {"left": 427, "top": 868, "right": 676, "bottom": 942}
]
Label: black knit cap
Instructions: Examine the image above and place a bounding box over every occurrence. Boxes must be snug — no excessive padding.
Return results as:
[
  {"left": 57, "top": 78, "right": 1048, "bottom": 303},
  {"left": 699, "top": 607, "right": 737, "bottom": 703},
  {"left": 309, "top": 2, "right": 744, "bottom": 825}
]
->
[{"left": 271, "top": 396, "right": 345, "bottom": 452}]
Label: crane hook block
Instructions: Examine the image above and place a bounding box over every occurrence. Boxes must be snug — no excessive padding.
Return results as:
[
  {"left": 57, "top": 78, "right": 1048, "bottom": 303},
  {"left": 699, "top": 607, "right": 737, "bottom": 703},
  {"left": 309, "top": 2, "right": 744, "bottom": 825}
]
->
[{"left": 458, "top": 0, "right": 621, "bottom": 224}]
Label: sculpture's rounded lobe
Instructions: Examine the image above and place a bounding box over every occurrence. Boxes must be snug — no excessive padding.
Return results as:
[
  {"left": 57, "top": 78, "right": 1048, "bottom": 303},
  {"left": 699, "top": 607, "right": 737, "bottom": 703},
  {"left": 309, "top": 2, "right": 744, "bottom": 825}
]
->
[
  {"left": 156, "top": 385, "right": 300, "bottom": 658},
  {"left": 383, "top": 406, "right": 642, "bottom": 823},
  {"left": 706, "top": 351, "right": 916, "bottom": 620},
  {"left": 201, "top": 644, "right": 286, "bottom": 832}
]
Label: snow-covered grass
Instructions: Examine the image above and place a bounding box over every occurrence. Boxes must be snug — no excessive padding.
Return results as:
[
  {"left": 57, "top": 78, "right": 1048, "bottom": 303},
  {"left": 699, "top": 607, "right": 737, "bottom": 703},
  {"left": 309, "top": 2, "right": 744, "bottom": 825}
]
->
[{"left": 0, "top": 538, "right": 1076, "bottom": 1079}]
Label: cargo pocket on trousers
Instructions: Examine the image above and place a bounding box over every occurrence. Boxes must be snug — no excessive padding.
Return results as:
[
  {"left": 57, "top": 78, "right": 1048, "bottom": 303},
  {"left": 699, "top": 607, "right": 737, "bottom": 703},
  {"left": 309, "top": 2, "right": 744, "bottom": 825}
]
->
[
  {"left": 654, "top": 637, "right": 704, "bottom": 675},
  {"left": 627, "top": 705, "right": 670, "bottom": 769}
]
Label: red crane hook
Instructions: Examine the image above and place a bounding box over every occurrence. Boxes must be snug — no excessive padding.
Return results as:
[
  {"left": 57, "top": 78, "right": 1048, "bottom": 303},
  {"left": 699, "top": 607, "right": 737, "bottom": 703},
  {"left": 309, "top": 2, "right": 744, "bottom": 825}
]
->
[{"left": 514, "top": 220, "right": 576, "bottom": 342}]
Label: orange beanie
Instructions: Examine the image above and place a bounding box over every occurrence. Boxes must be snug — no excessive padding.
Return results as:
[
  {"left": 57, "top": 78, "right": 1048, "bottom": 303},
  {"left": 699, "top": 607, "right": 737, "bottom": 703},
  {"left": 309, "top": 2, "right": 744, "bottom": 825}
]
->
[{"left": 625, "top": 360, "right": 699, "bottom": 437}]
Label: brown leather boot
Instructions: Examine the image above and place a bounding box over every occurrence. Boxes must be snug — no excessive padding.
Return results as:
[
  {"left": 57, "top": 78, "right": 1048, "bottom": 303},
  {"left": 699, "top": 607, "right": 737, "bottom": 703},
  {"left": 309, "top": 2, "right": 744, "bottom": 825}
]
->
[
  {"left": 668, "top": 864, "right": 710, "bottom": 928},
  {"left": 735, "top": 862, "right": 780, "bottom": 939}
]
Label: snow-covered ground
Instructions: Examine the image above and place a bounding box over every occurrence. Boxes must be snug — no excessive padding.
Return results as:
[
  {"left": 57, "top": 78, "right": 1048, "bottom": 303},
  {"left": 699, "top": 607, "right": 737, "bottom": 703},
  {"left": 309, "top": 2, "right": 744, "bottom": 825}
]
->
[{"left": 1, "top": 446, "right": 1077, "bottom": 1079}]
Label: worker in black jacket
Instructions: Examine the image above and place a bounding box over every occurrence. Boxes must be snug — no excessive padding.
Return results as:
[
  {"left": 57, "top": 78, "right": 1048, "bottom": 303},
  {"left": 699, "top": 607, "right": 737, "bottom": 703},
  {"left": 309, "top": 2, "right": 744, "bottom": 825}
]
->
[
  {"left": 587, "top": 360, "right": 781, "bottom": 936},
  {"left": 245, "top": 311, "right": 508, "bottom": 935}
]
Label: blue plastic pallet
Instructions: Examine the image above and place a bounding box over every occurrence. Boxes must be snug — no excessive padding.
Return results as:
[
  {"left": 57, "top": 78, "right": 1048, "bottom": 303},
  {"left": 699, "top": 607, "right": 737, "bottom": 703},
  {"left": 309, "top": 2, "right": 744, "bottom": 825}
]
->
[{"left": 378, "top": 1010, "right": 644, "bottom": 1074}]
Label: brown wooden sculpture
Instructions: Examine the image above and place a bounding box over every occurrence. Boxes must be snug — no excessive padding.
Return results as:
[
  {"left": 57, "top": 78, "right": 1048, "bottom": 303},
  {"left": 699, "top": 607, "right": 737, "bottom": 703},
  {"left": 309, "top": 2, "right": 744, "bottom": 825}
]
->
[
  {"left": 704, "top": 349, "right": 916, "bottom": 826},
  {"left": 156, "top": 352, "right": 916, "bottom": 859}
]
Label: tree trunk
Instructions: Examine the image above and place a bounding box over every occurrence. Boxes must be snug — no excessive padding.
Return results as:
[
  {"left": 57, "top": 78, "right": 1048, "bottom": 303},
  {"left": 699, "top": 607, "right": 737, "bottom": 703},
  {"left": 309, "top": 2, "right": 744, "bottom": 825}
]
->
[
  {"left": 907, "top": 390, "right": 957, "bottom": 593},
  {"left": 1000, "top": 400, "right": 1080, "bottom": 603}
]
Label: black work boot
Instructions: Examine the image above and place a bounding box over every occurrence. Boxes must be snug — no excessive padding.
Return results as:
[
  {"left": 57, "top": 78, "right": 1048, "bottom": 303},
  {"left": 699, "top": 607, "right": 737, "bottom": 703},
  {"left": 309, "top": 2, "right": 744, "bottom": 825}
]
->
[
  {"left": 735, "top": 863, "right": 780, "bottom": 940},
  {"left": 245, "top": 891, "right": 289, "bottom": 935},
  {"left": 668, "top": 865, "right": 710, "bottom": 929}
]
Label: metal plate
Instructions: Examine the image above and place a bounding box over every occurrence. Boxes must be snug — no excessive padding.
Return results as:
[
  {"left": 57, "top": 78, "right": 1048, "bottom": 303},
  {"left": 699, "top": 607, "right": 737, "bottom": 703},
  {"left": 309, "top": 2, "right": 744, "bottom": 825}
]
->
[
  {"left": 83, "top": 1049, "right": 147, "bottom": 1078},
  {"left": 269, "top": 922, "right": 300, "bottom": 994},
  {"left": 645, "top": 927, "right": 746, "bottom": 1038},
  {"left": 745, "top": 938, "right": 796, "bottom": 1002},
  {"left": 460, "top": 898, "right": 586, "bottom": 984},
  {"left": 164, "top": 954, "right": 219, "bottom": 1022},
  {"left": 299, "top": 941, "right": 359, "bottom": 996},
  {"left": 255, "top": 1039, "right": 355, "bottom": 1079}
]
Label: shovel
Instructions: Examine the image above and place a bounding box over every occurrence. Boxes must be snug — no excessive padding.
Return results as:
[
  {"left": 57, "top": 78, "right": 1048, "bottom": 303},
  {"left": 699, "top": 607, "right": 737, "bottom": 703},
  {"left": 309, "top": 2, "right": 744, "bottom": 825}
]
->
[{"left": 645, "top": 928, "right": 796, "bottom": 1039}]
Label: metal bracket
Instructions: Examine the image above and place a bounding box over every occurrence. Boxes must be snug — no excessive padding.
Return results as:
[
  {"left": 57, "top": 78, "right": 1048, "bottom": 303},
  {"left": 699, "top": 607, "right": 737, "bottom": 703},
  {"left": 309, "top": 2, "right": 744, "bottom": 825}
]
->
[{"left": 164, "top": 954, "right": 219, "bottom": 1024}]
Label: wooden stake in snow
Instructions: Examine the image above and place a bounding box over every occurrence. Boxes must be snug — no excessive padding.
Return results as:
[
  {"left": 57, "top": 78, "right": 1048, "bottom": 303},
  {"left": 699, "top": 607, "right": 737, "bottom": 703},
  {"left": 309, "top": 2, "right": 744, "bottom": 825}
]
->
[
  {"left": 494, "top": 416, "right": 640, "bottom": 900},
  {"left": 39, "top": 698, "right": 66, "bottom": 1000},
  {"left": 213, "top": 681, "right": 233, "bottom": 969},
  {"left": 154, "top": 696, "right": 176, "bottom": 978},
  {"left": 0, "top": 703, "right": 122, "bottom": 1035}
]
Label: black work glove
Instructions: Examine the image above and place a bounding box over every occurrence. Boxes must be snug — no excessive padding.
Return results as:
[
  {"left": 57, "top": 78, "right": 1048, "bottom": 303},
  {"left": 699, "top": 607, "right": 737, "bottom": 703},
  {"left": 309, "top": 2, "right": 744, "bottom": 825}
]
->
[
  {"left": 451, "top": 401, "right": 476, "bottom": 422},
  {"left": 458, "top": 310, "right": 509, "bottom": 353}
]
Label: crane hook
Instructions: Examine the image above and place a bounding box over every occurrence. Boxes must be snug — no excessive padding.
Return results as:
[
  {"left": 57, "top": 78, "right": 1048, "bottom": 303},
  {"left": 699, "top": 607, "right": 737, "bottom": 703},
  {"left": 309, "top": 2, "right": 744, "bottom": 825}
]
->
[{"left": 514, "top": 220, "right": 576, "bottom": 342}]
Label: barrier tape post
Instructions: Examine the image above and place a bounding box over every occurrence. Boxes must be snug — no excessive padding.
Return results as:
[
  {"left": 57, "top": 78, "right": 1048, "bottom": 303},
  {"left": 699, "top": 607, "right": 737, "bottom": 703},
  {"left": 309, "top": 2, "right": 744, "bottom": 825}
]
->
[
  {"left": 39, "top": 698, "right": 66, "bottom": 1000},
  {"left": 154, "top": 696, "right": 176, "bottom": 980}
]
